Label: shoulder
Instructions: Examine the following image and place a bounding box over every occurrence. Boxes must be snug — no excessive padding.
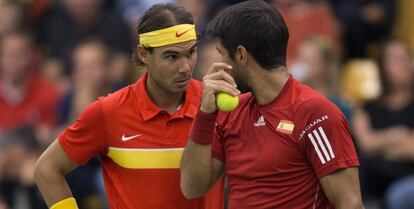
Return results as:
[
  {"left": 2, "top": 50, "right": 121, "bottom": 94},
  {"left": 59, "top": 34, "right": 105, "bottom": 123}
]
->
[
  {"left": 99, "top": 84, "right": 135, "bottom": 110},
  {"left": 289, "top": 81, "right": 341, "bottom": 118}
]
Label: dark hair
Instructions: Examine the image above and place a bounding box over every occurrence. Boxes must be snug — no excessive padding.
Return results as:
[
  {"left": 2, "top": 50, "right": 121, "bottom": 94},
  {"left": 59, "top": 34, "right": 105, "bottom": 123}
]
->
[
  {"left": 206, "top": 0, "right": 289, "bottom": 70},
  {"left": 133, "top": 3, "right": 194, "bottom": 66},
  {"left": 377, "top": 39, "right": 414, "bottom": 100},
  {"left": 71, "top": 37, "right": 111, "bottom": 66}
]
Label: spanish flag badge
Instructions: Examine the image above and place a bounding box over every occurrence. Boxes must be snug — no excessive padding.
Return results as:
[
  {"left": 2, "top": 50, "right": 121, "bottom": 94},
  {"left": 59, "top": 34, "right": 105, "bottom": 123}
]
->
[{"left": 276, "top": 120, "right": 295, "bottom": 134}]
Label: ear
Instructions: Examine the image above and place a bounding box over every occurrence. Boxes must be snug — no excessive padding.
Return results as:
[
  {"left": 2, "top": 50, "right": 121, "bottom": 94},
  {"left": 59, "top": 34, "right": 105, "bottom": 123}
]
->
[
  {"left": 137, "top": 45, "right": 151, "bottom": 65},
  {"left": 235, "top": 45, "right": 248, "bottom": 65}
]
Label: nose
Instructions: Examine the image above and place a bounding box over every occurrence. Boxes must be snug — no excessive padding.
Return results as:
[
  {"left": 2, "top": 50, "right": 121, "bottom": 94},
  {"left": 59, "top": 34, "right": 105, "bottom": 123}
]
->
[{"left": 178, "top": 57, "right": 192, "bottom": 73}]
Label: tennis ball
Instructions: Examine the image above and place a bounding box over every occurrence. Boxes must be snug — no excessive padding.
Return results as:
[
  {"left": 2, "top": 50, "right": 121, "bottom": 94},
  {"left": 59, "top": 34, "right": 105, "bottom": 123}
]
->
[{"left": 216, "top": 92, "right": 239, "bottom": 112}]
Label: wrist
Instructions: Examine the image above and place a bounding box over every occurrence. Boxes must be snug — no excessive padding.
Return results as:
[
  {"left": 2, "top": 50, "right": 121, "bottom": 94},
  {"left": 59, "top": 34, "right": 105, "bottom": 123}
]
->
[
  {"left": 190, "top": 110, "right": 218, "bottom": 145},
  {"left": 50, "top": 197, "right": 78, "bottom": 209}
]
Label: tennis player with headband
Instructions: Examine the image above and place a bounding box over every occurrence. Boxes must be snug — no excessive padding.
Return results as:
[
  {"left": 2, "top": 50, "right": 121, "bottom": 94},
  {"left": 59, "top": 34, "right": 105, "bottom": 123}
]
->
[{"left": 34, "top": 3, "right": 224, "bottom": 209}]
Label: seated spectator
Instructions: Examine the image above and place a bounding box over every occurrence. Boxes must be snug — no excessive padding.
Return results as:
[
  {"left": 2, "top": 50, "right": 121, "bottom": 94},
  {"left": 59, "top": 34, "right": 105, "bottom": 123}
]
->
[
  {"left": 272, "top": 0, "right": 340, "bottom": 65},
  {"left": 0, "top": 126, "right": 46, "bottom": 209},
  {"left": 58, "top": 39, "right": 112, "bottom": 125},
  {"left": 57, "top": 39, "right": 112, "bottom": 209},
  {"left": 41, "top": 0, "right": 132, "bottom": 90},
  {"left": 0, "top": 31, "right": 59, "bottom": 146},
  {"left": 291, "top": 36, "right": 352, "bottom": 121},
  {"left": 352, "top": 40, "right": 414, "bottom": 208},
  {"left": 0, "top": 31, "right": 58, "bottom": 209},
  {"left": 0, "top": 1, "right": 25, "bottom": 37},
  {"left": 331, "top": 0, "right": 395, "bottom": 58}
]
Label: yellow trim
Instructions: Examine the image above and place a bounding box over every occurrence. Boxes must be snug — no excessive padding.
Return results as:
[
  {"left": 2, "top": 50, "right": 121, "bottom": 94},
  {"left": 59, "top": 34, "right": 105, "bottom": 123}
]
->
[
  {"left": 50, "top": 197, "right": 78, "bottom": 209},
  {"left": 107, "top": 147, "right": 184, "bottom": 169},
  {"left": 139, "top": 24, "right": 197, "bottom": 47}
]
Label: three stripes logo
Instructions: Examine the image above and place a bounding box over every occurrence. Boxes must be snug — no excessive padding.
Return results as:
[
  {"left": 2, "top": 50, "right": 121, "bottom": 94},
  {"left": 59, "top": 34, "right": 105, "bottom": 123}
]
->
[{"left": 308, "top": 126, "right": 335, "bottom": 164}]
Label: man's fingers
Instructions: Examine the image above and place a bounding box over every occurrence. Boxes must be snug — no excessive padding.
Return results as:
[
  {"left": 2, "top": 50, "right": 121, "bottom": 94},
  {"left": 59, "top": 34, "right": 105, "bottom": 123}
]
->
[
  {"left": 204, "top": 80, "right": 240, "bottom": 96},
  {"left": 207, "top": 63, "right": 233, "bottom": 75},
  {"left": 203, "top": 71, "right": 237, "bottom": 87}
]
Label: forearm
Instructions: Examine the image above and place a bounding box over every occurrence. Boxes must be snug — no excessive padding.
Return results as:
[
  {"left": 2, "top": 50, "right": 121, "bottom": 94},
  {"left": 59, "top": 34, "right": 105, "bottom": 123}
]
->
[
  {"left": 180, "top": 110, "right": 222, "bottom": 198},
  {"left": 34, "top": 162, "right": 73, "bottom": 207},
  {"left": 334, "top": 201, "right": 365, "bottom": 209},
  {"left": 321, "top": 168, "right": 364, "bottom": 209},
  {"left": 34, "top": 140, "right": 78, "bottom": 208},
  {"left": 181, "top": 140, "right": 216, "bottom": 198}
]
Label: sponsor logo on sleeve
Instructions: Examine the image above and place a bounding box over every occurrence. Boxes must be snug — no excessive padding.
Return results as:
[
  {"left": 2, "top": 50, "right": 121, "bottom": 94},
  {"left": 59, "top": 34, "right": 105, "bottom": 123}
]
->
[{"left": 299, "top": 115, "right": 328, "bottom": 139}]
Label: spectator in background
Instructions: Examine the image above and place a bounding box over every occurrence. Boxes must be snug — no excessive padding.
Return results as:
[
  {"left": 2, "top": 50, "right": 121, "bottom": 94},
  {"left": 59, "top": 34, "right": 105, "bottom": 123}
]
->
[
  {"left": 330, "top": 0, "right": 395, "bottom": 58},
  {"left": 58, "top": 39, "right": 111, "bottom": 126},
  {"left": 352, "top": 40, "right": 414, "bottom": 208},
  {"left": 291, "top": 36, "right": 352, "bottom": 121},
  {"left": 41, "top": 0, "right": 132, "bottom": 91},
  {"left": 0, "top": 1, "right": 25, "bottom": 37},
  {"left": 272, "top": 0, "right": 340, "bottom": 66},
  {"left": 0, "top": 31, "right": 58, "bottom": 209},
  {"left": 0, "top": 127, "right": 47, "bottom": 209},
  {"left": 193, "top": 41, "right": 221, "bottom": 80},
  {"left": 0, "top": 31, "right": 59, "bottom": 147},
  {"left": 56, "top": 39, "right": 112, "bottom": 209},
  {"left": 117, "top": 0, "right": 174, "bottom": 26}
]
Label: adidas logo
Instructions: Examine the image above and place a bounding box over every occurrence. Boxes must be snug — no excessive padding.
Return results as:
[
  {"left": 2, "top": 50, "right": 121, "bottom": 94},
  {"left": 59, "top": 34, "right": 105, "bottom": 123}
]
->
[{"left": 254, "top": 116, "right": 266, "bottom": 127}]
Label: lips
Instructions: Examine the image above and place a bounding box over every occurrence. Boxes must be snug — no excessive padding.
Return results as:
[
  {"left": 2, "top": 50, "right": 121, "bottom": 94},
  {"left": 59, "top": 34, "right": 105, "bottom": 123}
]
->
[{"left": 175, "top": 77, "right": 190, "bottom": 87}]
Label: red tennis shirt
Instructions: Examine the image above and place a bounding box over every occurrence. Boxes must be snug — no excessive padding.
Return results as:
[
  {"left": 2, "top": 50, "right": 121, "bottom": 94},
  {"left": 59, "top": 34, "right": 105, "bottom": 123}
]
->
[
  {"left": 212, "top": 75, "right": 359, "bottom": 209},
  {"left": 59, "top": 73, "right": 224, "bottom": 209}
]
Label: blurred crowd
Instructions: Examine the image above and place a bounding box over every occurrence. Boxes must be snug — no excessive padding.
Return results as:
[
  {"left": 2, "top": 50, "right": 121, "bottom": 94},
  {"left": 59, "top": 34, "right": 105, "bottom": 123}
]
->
[{"left": 0, "top": 0, "right": 413, "bottom": 209}]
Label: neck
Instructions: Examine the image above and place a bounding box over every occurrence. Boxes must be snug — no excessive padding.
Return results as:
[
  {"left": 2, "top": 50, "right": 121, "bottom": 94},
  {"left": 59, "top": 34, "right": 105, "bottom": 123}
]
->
[
  {"left": 249, "top": 64, "right": 290, "bottom": 105},
  {"left": 146, "top": 78, "right": 184, "bottom": 114}
]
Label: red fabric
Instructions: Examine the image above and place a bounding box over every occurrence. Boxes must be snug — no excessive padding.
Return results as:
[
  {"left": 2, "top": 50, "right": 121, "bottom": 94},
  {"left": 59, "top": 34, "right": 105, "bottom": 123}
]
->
[
  {"left": 0, "top": 75, "right": 58, "bottom": 131},
  {"left": 59, "top": 72, "right": 224, "bottom": 209},
  {"left": 212, "top": 76, "right": 359, "bottom": 209},
  {"left": 190, "top": 110, "right": 218, "bottom": 145}
]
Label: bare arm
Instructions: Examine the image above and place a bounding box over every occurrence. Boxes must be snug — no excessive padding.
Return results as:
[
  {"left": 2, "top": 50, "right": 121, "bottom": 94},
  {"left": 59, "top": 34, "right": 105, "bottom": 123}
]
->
[
  {"left": 34, "top": 139, "right": 77, "bottom": 207},
  {"left": 320, "top": 167, "right": 364, "bottom": 209},
  {"left": 353, "top": 108, "right": 413, "bottom": 157},
  {"left": 180, "top": 63, "right": 239, "bottom": 199},
  {"left": 180, "top": 140, "right": 224, "bottom": 198}
]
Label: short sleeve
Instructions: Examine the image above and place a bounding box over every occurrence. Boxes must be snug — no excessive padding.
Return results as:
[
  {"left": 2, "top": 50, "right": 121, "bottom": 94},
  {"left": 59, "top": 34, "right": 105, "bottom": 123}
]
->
[
  {"left": 212, "top": 124, "right": 225, "bottom": 162},
  {"left": 293, "top": 98, "right": 359, "bottom": 178},
  {"left": 59, "top": 100, "right": 108, "bottom": 165}
]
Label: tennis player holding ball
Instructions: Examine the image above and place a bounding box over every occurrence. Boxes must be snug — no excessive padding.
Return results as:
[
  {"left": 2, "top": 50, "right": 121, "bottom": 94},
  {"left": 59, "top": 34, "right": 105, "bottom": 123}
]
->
[
  {"left": 181, "top": 1, "right": 364, "bottom": 209},
  {"left": 34, "top": 3, "right": 223, "bottom": 209}
]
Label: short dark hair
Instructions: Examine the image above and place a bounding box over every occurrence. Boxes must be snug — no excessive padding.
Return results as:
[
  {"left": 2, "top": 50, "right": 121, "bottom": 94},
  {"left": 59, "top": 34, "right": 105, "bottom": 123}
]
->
[
  {"left": 206, "top": 0, "right": 289, "bottom": 69},
  {"left": 134, "top": 3, "right": 194, "bottom": 66}
]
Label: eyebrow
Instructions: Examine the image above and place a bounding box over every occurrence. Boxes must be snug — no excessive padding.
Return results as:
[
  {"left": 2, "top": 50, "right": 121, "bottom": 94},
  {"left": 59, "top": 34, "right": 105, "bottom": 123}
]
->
[{"left": 162, "top": 43, "right": 197, "bottom": 55}]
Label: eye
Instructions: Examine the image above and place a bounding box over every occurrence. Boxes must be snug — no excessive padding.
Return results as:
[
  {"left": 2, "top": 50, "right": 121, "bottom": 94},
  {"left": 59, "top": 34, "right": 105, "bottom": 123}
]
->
[
  {"left": 189, "top": 49, "right": 196, "bottom": 56},
  {"left": 166, "top": 54, "right": 178, "bottom": 61}
]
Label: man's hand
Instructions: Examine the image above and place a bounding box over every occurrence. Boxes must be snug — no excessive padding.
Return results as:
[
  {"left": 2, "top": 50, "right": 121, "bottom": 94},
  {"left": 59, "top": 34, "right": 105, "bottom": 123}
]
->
[{"left": 201, "top": 63, "right": 240, "bottom": 113}]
